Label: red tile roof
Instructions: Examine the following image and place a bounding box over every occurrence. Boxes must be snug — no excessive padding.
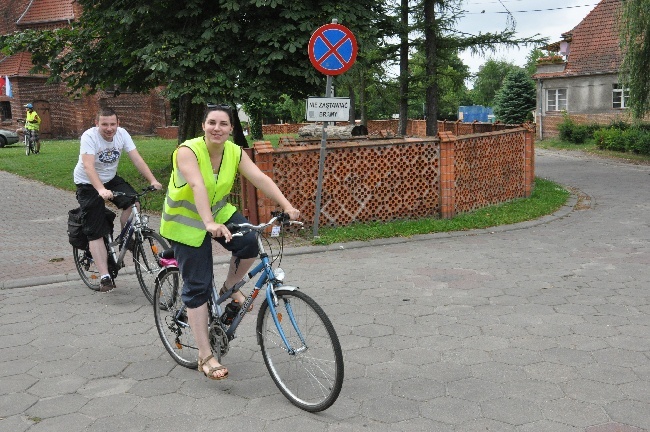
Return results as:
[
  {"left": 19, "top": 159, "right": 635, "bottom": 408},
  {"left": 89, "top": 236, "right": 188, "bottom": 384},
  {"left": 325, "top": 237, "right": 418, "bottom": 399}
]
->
[
  {"left": 16, "top": 0, "right": 76, "bottom": 26},
  {"left": 0, "top": 52, "right": 47, "bottom": 77},
  {"left": 534, "top": 0, "right": 623, "bottom": 79}
]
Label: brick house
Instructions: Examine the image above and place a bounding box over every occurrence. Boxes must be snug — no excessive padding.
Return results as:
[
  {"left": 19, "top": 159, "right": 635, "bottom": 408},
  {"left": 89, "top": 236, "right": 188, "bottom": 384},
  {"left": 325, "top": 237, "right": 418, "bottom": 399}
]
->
[
  {"left": 532, "top": 0, "right": 638, "bottom": 139},
  {"left": 0, "top": 0, "right": 170, "bottom": 138}
]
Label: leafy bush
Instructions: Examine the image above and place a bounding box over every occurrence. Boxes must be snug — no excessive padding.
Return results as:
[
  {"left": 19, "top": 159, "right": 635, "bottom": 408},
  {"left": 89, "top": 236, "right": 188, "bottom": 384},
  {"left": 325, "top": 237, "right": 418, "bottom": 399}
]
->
[
  {"left": 594, "top": 128, "right": 626, "bottom": 151},
  {"left": 623, "top": 128, "right": 650, "bottom": 154},
  {"left": 557, "top": 114, "right": 598, "bottom": 144},
  {"left": 607, "top": 119, "right": 630, "bottom": 131},
  {"left": 594, "top": 126, "right": 650, "bottom": 154}
]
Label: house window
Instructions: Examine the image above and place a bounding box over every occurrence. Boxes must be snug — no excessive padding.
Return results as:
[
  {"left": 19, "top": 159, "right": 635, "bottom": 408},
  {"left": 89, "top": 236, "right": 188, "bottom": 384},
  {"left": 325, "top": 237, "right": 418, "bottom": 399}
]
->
[
  {"left": 546, "top": 88, "right": 567, "bottom": 111},
  {"left": 0, "top": 102, "right": 12, "bottom": 121},
  {"left": 612, "top": 84, "right": 630, "bottom": 109}
]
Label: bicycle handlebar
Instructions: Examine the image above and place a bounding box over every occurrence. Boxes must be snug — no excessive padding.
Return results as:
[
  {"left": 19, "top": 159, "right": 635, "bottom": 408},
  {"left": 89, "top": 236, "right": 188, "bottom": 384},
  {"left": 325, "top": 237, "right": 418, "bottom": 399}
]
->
[
  {"left": 227, "top": 211, "right": 303, "bottom": 237},
  {"left": 111, "top": 185, "right": 159, "bottom": 198}
]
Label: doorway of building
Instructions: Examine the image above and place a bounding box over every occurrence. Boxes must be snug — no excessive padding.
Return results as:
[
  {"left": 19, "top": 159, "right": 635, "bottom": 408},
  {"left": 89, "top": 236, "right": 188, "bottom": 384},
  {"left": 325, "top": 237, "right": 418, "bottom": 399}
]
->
[{"left": 33, "top": 101, "right": 51, "bottom": 138}]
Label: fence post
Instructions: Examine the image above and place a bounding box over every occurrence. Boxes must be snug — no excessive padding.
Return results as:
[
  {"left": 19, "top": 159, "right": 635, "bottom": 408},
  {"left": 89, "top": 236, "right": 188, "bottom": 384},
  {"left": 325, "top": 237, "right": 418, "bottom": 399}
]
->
[
  {"left": 523, "top": 126, "right": 535, "bottom": 197},
  {"left": 438, "top": 131, "right": 457, "bottom": 219},
  {"left": 238, "top": 148, "right": 258, "bottom": 224},
  {"left": 249, "top": 142, "right": 278, "bottom": 224}
]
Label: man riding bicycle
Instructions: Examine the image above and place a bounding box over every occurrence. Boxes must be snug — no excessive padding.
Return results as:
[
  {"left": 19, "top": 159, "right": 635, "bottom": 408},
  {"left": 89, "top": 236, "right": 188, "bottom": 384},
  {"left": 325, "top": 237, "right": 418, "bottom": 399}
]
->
[
  {"left": 24, "top": 103, "right": 41, "bottom": 154},
  {"left": 73, "top": 107, "right": 162, "bottom": 292}
]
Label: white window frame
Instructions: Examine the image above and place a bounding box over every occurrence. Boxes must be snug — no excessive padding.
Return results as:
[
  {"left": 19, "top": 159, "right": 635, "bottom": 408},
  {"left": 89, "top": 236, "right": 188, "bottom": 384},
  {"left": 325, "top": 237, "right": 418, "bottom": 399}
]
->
[
  {"left": 612, "top": 84, "right": 630, "bottom": 109},
  {"left": 546, "top": 88, "right": 567, "bottom": 112}
]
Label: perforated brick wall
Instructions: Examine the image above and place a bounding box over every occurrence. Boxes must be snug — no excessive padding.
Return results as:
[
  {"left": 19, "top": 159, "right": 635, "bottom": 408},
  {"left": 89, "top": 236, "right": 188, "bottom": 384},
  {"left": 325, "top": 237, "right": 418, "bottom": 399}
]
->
[
  {"left": 250, "top": 127, "right": 534, "bottom": 227},
  {"left": 262, "top": 119, "right": 520, "bottom": 137},
  {"left": 443, "top": 129, "right": 534, "bottom": 215}
]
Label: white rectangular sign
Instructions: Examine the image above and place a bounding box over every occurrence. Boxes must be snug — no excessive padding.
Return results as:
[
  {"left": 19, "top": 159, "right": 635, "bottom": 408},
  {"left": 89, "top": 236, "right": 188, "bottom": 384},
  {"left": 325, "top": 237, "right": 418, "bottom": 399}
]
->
[{"left": 306, "top": 97, "right": 350, "bottom": 122}]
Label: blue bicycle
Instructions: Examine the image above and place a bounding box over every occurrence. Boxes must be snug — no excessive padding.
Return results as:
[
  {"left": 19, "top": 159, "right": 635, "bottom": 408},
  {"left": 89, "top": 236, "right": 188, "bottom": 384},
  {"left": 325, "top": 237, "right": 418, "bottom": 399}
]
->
[{"left": 152, "top": 212, "right": 344, "bottom": 412}]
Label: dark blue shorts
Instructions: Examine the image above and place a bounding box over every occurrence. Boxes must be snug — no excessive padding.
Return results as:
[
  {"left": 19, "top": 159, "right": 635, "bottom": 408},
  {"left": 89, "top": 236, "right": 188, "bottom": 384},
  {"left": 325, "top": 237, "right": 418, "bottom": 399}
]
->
[{"left": 171, "top": 211, "right": 259, "bottom": 308}]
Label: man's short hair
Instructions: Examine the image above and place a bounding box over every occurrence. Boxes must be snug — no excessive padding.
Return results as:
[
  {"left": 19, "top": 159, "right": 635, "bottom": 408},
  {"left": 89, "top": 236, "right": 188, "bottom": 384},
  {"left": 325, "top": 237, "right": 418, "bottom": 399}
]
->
[{"left": 97, "top": 107, "right": 118, "bottom": 121}]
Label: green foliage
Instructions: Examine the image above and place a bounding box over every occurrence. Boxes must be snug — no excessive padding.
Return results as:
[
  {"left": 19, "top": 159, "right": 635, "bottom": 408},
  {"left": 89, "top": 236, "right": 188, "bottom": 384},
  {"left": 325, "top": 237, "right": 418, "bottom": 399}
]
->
[
  {"left": 408, "top": 51, "right": 472, "bottom": 120},
  {"left": 619, "top": 0, "right": 650, "bottom": 118},
  {"left": 524, "top": 47, "right": 548, "bottom": 76},
  {"left": 1, "top": 0, "right": 386, "bottom": 137},
  {"left": 557, "top": 114, "right": 599, "bottom": 144},
  {"left": 470, "top": 59, "right": 522, "bottom": 107},
  {"left": 594, "top": 125, "right": 650, "bottom": 155},
  {"left": 492, "top": 69, "right": 536, "bottom": 124}
]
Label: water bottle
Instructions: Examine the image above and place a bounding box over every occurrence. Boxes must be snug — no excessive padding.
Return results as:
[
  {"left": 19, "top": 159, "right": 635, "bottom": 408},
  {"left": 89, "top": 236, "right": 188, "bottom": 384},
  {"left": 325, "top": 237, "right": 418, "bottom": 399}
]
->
[{"left": 220, "top": 301, "right": 241, "bottom": 325}]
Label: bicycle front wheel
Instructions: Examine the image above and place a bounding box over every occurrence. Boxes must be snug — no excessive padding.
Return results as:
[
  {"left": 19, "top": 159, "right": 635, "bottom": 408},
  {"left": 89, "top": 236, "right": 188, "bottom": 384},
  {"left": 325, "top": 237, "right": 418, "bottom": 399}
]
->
[
  {"left": 257, "top": 289, "right": 344, "bottom": 412},
  {"left": 133, "top": 230, "right": 170, "bottom": 304},
  {"left": 24, "top": 138, "right": 30, "bottom": 156},
  {"left": 153, "top": 267, "right": 198, "bottom": 369},
  {"left": 73, "top": 246, "right": 101, "bottom": 291}
]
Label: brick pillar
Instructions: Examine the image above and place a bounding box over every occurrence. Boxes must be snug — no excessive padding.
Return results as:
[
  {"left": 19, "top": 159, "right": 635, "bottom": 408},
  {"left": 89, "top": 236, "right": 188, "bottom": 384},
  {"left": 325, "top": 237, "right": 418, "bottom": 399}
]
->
[
  {"left": 239, "top": 148, "right": 259, "bottom": 224},
  {"left": 523, "top": 127, "right": 535, "bottom": 197},
  {"left": 438, "top": 131, "right": 457, "bottom": 219},
  {"left": 252, "top": 141, "right": 276, "bottom": 225}
]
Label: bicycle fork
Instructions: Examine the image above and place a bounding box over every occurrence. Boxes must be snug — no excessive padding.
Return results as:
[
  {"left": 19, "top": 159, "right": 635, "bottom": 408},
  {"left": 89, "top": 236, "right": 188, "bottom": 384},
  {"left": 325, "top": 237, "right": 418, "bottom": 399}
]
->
[{"left": 265, "top": 283, "right": 308, "bottom": 355}]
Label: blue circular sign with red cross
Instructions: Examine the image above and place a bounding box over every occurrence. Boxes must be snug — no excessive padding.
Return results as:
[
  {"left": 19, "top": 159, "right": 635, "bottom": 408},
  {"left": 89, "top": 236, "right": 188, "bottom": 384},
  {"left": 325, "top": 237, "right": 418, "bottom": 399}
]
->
[{"left": 308, "top": 23, "right": 358, "bottom": 76}]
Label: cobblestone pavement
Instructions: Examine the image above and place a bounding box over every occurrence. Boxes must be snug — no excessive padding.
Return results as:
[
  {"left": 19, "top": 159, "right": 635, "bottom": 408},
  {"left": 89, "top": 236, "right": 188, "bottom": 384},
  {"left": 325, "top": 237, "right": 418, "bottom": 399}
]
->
[{"left": 0, "top": 149, "right": 649, "bottom": 432}]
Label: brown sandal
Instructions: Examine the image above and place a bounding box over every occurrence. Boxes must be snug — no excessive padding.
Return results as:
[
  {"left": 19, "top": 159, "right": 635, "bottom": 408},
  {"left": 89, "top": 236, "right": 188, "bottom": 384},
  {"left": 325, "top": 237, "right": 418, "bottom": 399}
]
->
[
  {"left": 220, "top": 283, "right": 253, "bottom": 312},
  {"left": 198, "top": 354, "right": 228, "bottom": 380}
]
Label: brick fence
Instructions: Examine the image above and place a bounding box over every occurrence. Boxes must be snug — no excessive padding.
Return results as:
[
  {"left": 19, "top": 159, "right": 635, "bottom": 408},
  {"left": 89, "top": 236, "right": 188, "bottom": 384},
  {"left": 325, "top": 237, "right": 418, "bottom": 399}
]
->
[
  {"left": 244, "top": 127, "right": 534, "bottom": 227},
  {"left": 262, "top": 119, "right": 519, "bottom": 137}
]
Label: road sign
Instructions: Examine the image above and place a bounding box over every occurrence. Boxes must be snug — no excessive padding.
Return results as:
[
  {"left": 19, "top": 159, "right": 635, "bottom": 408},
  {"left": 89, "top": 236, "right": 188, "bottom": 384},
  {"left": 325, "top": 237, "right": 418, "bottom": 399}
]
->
[
  {"left": 306, "top": 97, "right": 350, "bottom": 122},
  {"left": 308, "top": 23, "right": 357, "bottom": 76}
]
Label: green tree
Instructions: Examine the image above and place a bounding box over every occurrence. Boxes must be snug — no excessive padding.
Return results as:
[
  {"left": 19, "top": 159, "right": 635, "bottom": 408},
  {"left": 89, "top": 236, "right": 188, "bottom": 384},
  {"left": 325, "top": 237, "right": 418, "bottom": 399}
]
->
[
  {"left": 407, "top": 0, "right": 544, "bottom": 135},
  {"left": 492, "top": 68, "right": 536, "bottom": 124},
  {"left": 524, "top": 47, "right": 547, "bottom": 77},
  {"left": 619, "top": 0, "right": 650, "bottom": 119},
  {"left": 1, "top": 0, "right": 385, "bottom": 143},
  {"left": 471, "top": 58, "right": 521, "bottom": 107},
  {"left": 409, "top": 50, "right": 471, "bottom": 120}
]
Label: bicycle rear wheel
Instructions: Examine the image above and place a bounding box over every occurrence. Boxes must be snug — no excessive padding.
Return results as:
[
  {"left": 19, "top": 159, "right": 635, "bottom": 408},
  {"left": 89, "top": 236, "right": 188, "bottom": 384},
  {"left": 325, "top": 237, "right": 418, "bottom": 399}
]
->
[
  {"left": 257, "top": 289, "right": 344, "bottom": 412},
  {"left": 153, "top": 267, "right": 198, "bottom": 369},
  {"left": 73, "top": 246, "right": 101, "bottom": 291},
  {"left": 133, "top": 230, "right": 170, "bottom": 304}
]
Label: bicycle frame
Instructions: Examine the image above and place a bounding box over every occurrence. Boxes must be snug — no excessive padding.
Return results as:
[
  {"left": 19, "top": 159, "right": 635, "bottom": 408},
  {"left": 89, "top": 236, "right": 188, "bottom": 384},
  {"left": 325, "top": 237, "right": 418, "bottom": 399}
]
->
[
  {"left": 170, "top": 220, "right": 306, "bottom": 353},
  {"left": 107, "top": 206, "right": 139, "bottom": 267},
  {"left": 106, "top": 190, "right": 155, "bottom": 267}
]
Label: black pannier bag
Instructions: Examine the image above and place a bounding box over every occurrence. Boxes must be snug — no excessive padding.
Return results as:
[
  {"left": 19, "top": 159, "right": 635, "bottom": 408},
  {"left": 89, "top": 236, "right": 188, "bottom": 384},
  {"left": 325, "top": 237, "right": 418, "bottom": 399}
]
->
[{"left": 67, "top": 207, "right": 116, "bottom": 250}]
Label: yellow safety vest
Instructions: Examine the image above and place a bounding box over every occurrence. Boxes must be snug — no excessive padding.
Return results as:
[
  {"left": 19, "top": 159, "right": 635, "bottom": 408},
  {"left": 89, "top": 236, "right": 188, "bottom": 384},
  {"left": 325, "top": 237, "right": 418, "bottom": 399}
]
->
[
  {"left": 160, "top": 137, "right": 241, "bottom": 247},
  {"left": 25, "top": 110, "right": 41, "bottom": 131}
]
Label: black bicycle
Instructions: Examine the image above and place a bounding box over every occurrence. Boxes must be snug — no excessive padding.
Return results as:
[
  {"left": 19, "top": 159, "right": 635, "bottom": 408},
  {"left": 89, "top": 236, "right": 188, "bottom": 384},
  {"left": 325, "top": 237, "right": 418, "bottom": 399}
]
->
[
  {"left": 73, "top": 186, "right": 169, "bottom": 303},
  {"left": 16, "top": 119, "right": 36, "bottom": 155}
]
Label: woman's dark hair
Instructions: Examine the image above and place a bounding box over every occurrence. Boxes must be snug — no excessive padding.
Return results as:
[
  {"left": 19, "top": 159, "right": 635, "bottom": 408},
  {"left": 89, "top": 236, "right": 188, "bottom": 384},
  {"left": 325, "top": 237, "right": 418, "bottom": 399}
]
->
[{"left": 204, "top": 104, "right": 233, "bottom": 124}]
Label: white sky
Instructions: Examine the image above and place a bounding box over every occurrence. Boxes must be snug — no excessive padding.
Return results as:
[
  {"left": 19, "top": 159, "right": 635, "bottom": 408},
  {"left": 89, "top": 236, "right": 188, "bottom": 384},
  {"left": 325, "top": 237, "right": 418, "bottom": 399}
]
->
[{"left": 456, "top": 0, "right": 600, "bottom": 76}]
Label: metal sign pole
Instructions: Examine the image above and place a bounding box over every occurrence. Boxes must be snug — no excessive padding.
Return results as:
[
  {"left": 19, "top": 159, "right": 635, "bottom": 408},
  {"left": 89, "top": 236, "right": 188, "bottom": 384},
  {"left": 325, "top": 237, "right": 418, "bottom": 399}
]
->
[{"left": 313, "top": 74, "right": 333, "bottom": 237}]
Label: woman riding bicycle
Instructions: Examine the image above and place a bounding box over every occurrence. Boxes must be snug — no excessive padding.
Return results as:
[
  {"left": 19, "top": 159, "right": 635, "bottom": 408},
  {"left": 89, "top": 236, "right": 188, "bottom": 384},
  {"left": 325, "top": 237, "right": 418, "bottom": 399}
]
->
[{"left": 159, "top": 104, "right": 299, "bottom": 380}]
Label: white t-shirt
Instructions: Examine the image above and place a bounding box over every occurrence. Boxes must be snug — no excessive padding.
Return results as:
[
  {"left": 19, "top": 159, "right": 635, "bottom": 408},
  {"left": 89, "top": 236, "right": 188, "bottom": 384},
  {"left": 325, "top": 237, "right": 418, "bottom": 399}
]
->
[{"left": 73, "top": 126, "right": 137, "bottom": 184}]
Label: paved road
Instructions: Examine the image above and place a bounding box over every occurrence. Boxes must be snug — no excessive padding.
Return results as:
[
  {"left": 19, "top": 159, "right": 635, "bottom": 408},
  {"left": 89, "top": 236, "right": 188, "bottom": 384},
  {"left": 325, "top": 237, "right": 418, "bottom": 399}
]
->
[{"left": 0, "top": 149, "right": 648, "bottom": 432}]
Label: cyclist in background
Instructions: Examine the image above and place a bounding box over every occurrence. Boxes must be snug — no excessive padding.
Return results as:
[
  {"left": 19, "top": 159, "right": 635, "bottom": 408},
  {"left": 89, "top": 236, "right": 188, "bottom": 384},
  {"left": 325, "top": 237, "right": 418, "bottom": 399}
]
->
[
  {"left": 73, "top": 107, "right": 162, "bottom": 292},
  {"left": 24, "top": 103, "right": 42, "bottom": 154}
]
